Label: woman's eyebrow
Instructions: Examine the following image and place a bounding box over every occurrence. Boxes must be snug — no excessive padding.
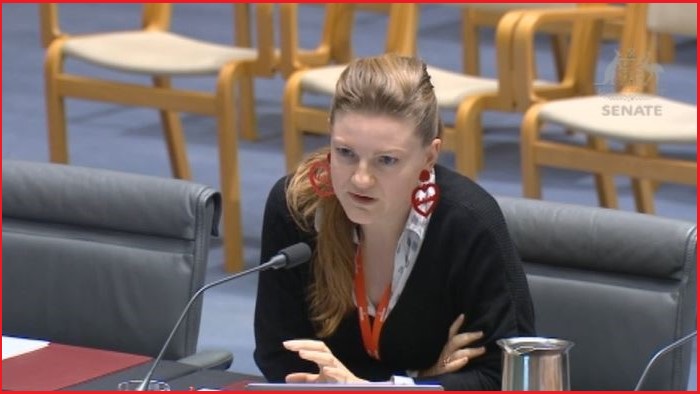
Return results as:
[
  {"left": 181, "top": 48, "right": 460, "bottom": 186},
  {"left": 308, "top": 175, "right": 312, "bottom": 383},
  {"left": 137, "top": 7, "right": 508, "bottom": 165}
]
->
[{"left": 374, "top": 147, "right": 408, "bottom": 155}]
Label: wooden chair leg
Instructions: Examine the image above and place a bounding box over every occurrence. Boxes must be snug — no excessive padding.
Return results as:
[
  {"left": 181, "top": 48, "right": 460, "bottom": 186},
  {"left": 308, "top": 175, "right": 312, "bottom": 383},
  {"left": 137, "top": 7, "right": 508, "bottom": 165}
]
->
[
  {"left": 233, "top": 4, "right": 258, "bottom": 142},
  {"left": 45, "top": 42, "right": 69, "bottom": 164},
  {"left": 657, "top": 33, "right": 676, "bottom": 64},
  {"left": 153, "top": 76, "right": 191, "bottom": 180},
  {"left": 641, "top": 144, "right": 661, "bottom": 192},
  {"left": 217, "top": 63, "right": 245, "bottom": 273},
  {"left": 521, "top": 105, "right": 544, "bottom": 199},
  {"left": 454, "top": 96, "right": 486, "bottom": 180},
  {"left": 238, "top": 74, "right": 258, "bottom": 141},
  {"left": 330, "top": 5, "right": 354, "bottom": 63},
  {"left": 550, "top": 34, "right": 578, "bottom": 136},
  {"left": 586, "top": 136, "right": 618, "bottom": 209},
  {"left": 463, "top": 8, "right": 480, "bottom": 75},
  {"left": 283, "top": 72, "right": 306, "bottom": 173},
  {"left": 550, "top": 33, "right": 569, "bottom": 81},
  {"left": 627, "top": 143, "right": 656, "bottom": 214}
]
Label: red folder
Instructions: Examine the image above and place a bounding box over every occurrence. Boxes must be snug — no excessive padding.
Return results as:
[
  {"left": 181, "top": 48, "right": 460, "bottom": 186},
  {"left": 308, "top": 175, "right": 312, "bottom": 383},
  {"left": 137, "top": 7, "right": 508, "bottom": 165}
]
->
[{"left": 2, "top": 343, "right": 151, "bottom": 391}]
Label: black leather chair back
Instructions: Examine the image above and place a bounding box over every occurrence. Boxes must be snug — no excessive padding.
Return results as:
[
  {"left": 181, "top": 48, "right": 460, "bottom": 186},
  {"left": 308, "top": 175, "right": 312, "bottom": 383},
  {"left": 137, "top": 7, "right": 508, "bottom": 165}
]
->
[
  {"left": 2, "top": 160, "right": 221, "bottom": 360},
  {"left": 497, "top": 196, "right": 696, "bottom": 390}
]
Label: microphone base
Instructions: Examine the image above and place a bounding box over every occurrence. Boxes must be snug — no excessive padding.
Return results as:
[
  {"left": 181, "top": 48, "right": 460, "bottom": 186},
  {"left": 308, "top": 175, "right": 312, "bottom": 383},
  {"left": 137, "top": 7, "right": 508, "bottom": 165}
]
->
[{"left": 118, "top": 379, "right": 170, "bottom": 391}]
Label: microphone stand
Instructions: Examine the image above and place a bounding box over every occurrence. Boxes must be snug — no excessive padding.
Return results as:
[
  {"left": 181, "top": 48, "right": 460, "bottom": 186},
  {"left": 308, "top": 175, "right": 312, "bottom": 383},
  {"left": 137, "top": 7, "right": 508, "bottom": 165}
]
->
[
  {"left": 135, "top": 255, "right": 292, "bottom": 391},
  {"left": 634, "top": 330, "right": 697, "bottom": 390}
]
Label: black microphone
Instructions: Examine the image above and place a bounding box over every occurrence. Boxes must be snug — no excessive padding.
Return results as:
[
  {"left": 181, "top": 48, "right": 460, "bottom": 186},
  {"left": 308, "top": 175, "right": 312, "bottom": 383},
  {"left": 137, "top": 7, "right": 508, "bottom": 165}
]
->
[
  {"left": 135, "top": 242, "right": 312, "bottom": 391},
  {"left": 634, "top": 330, "right": 697, "bottom": 390}
]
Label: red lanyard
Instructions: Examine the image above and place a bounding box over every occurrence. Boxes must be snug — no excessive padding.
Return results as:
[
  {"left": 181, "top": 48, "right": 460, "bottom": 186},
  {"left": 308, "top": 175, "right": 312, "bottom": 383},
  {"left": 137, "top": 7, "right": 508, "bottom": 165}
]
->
[{"left": 353, "top": 246, "right": 391, "bottom": 360}]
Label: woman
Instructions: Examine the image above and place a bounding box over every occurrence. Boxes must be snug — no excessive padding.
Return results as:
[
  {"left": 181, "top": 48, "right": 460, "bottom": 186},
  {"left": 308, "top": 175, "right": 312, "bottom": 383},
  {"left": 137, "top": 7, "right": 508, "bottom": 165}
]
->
[{"left": 254, "top": 54, "right": 535, "bottom": 390}]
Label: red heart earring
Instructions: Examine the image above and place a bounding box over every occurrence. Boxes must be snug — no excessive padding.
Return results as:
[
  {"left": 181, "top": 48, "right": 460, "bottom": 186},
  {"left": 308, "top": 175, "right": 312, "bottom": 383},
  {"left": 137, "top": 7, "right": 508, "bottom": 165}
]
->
[
  {"left": 411, "top": 169, "right": 440, "bottom": 217},
  {"left": 309, "top": 153, "right": 334, "bottom": 198}
]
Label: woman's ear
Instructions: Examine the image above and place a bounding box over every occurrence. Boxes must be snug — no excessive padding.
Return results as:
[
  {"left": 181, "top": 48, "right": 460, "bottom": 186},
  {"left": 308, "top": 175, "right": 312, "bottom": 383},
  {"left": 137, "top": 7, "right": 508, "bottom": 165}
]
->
[{"left": 426, "top": 138, "right": 442, "bottom": 167}]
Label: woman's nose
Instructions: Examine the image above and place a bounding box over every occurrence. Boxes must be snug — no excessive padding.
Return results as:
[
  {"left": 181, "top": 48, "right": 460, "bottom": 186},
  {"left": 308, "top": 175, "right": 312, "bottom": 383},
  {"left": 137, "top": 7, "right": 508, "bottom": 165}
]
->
[{"left": 351, "top": 164, "right": 374, "bottom": 189}]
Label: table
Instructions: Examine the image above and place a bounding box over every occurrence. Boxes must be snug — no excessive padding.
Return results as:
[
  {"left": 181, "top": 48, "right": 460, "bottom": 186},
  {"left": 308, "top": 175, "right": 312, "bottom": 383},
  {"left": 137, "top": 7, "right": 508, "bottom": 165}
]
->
[
  {"left": 60, "top": 360, "right": 201, "bottom": 390},
  {"left": 167, "top": 369, "right": 265, "bottom": 391},
  {"left": 2, "top": 340, "right": 154, "bottom": 391},
  {"left": 2, "top": 337, "right": 262, "bottom": 391}
]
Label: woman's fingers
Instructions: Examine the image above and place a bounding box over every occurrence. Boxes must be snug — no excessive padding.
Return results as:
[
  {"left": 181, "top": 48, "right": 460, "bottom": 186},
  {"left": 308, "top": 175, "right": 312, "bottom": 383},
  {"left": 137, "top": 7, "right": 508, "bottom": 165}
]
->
[
  {"left": 447, "top": 314, "right": 465, "bottom": 338},
  {"left": 436, "top": 315, "right": 486, "bottom": 374},
  {"left": 440, "top": 346, "right": 485, "bottom": 373},
  {"left": 284, "top": 340, "right": 362, "bottom": 384},
  {"left": 285, "top": 362, "right": 365, "bottom": 384},
  {"left": 443, "top": 355, "right": 470, "bottom": 372},
  {"left": 283, "top": 339, "right": 330, "bottom": 352},
  {"left": 446, "top": 315, "right": 485, "bottom": 351},
  {"left": 285, "top": 372, "right": 319, "bottom": 383},
  {"left": 323, "top": 366, "right": 369, "bottom": 384},
  {"left": 452, "top": 346, "right": 486, "bottom": 362},
  {"left": 451, "top": 330, "right": 484, "bottom": 348},
  {"left": 297, "top": 349, "right": 336, "bottom": 366}
]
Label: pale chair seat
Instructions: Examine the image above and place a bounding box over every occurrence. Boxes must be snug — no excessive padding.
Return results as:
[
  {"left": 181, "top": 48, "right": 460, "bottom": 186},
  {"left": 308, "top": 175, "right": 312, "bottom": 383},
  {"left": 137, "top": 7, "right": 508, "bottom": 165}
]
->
[
  {"left": 539, "top": 94, "right": 697, "bottom": 143},
  {"left": 281, "top": 3, "right": 624, "bottom": 179},
  {"left": 41, "top": 4, "right": 278, "bottom": 273},
  {"left": 298, "top": 65, "right": 501, "bottom": 106},
  {"left": 285, "top": 4, "right": 606, "bottom": 178},
  {"left": 298, "top": 64, "right": 345, "bottom": 94},
  {"left": 429, "top": 67, "right": 499, "bottom": 108},
  {"left": 63, "top": 31, "right": 258, "bottom": 76},
  {"left": 429, "top": 67, "right": 558, "bottom": 109},
  {"left": 299, "top": 64, "right": 557, "bottom": 110},
  {"left": 521, "top": 3, "right": 698, "bottom": 215}
]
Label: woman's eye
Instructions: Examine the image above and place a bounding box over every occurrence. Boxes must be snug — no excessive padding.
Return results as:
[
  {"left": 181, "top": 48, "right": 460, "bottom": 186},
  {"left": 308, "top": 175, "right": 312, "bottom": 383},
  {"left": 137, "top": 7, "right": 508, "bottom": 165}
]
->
[
  {"left": 378, "top": 156, "right": 398, "bottom": 166},
  {"left": 335, "top": 147, "right": 355, "bottom": 159}
]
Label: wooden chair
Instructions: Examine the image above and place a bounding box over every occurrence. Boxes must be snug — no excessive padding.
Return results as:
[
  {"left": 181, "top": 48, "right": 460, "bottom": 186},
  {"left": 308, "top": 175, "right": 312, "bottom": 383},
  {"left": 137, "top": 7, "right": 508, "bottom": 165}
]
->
[
  {"left": 424, "top": 5, "right": 625, "bottom": 179},
  {"left": 278, "top": 4, "right": 358, "bottom": 79},
  {"left": 458, "top": 3, "right": 576, "bottom": 78},
  {"left": 520, "top": 3, "right": 697, "bottom": 214},
  {"left": 282, "top": 4, "right": 623, "bottom": 179},
  {"left": 40, "top": 3, "right": 276, "bottom": 272},
  {"left": 281, "top": 4, "right": 419, "bottom": 172},
  {"left": 461, "top": 4, "right": 678, "bottom": 73}
]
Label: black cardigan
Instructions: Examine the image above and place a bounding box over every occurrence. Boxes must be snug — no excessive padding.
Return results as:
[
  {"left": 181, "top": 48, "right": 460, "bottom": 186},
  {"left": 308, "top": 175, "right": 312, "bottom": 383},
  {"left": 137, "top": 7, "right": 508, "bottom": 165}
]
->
[{"left": 253, "top": 165, "right": 535, "bottom": 390}]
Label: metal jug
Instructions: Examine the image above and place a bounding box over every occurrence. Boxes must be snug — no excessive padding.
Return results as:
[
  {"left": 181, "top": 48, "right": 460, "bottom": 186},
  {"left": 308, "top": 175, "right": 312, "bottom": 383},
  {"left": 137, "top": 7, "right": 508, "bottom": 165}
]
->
[{"left": 497, "top": 337, "right": 574, "bottom": 391}]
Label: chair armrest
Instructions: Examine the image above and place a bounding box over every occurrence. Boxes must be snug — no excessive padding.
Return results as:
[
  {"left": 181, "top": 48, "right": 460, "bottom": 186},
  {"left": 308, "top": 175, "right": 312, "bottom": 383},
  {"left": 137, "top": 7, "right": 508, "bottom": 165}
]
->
[
  {"left": 39, "top": 4, "right": 172, "bottom": 48},
  {"left": 233, "top": 4, "right": 252, "bottom": 48},
  {"left": 385, "top": 4, "right": 419, "bottom": 56},
  {"left": 250, "top": 4, "right": 277, "bottom": 77},
  {"left": 178, "top": 349, "right": 234, "bottom": 370},
  {"left": 491, "top": 10, "right": 529, "bottom": 106},
  {"left": 39, "top": 4, "right": 62, "bottom": 48},
  {"left": 279, "top": 4, "right": 335, "bottom": 78},
  {"left": 511, "top": 6, "right": 626, "bottom": 106},
  {"left": 142, "top": 4, "right": 171, "bottom": 31}
]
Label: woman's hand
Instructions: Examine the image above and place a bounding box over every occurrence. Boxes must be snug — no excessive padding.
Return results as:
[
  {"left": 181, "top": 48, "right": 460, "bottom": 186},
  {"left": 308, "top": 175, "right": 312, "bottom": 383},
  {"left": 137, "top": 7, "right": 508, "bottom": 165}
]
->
[
  {"left": 283, "top": 339, "right": 368, "bottom": 384},
  {"left": 419, "top": 314, "right": 486, "bottom": 377}
]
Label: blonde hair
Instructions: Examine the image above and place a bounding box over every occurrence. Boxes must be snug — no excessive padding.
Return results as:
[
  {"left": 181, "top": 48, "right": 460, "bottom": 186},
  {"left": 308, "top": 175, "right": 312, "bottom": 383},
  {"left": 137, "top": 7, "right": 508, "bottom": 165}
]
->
[{"left": 286, "top": 54, "right": 441, "bottom": 337}]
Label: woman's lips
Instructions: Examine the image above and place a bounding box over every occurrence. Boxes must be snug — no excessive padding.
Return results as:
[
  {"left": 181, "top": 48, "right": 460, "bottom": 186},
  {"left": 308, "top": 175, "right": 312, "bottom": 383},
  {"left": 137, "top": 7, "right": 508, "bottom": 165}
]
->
[{"left": 349, "top": 192, "right": 376, "bottom": 204}]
